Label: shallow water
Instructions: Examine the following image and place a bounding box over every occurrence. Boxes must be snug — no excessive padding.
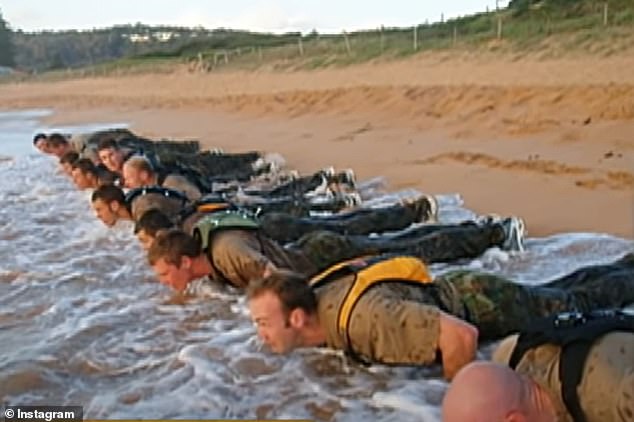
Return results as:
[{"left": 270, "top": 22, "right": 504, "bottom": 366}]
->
[{"left": 0, "top": 110, "right": 632, "bottom": 421}]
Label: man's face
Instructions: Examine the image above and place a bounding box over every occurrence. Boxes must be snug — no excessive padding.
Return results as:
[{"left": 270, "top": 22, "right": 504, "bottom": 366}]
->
[
  {"left": 34, "top": 138, "right": 49, "bottom": 153},
  {"left": 72, "top": 168, "right": 93, "bottom": 190},
  {"left": 136, "top": 229, "right": 155, "bottom": 251},
  {"left": 61, "top": 162, "right": 74, "bottom": 176},
  {"left": 49, "top": 144, "right": 70, "bottom": 158},
  {"left": 98, "top": 148, "right": 123, "bottom": 173},
  {"left": 152, "top": 257, "right": 193, "bottom": 292},
  {"left": 122, "top": 164, "right": 144, "bottom": 189},
  {"left": 248, "top": 292, "right": 300, "bottom": 354},
  {"left": 91, "top": 198, "right": 119, "bottom": 227}
]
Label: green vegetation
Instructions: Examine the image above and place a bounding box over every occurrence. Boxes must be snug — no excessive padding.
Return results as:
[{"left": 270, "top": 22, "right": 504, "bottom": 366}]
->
[
  {"left": 170, "top": 0, "right": 634, "bottom": 73},
  {"left": 5, "top": 0, "right": 634, "bottom": 78},
  {"left": 0, "top": 8, "right": 15, "bottom": 67}
]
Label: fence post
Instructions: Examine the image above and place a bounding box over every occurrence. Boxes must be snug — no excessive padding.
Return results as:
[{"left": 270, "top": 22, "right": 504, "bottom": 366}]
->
[
  {"left": 298, "top": 36, "right": 304, "bottom": 56},
  {"left": 343, "top": 31, "right": 352, "bottom": 56},
  {"left": 413, "top": 25, "right": 418, "bottom": 51},
  {"left": 197, "top": 52, "right": 203, "bottom": 71},
  {"left": 380, "top": 26, "right": 385, "bottom": 52},
  {"left": 497, "top": 15, "right": 503, "bottom": 40},
  {"left": 603, "top": 2, "right": 608, "bottom": 26},
  {"left": 453, "top": 26, "right": 457, "bottom": 46},
  {"left": 224, "top": 51, "right": 229, "bottom": 64},
  {"left": 258, "top": 47, "right": 263, "bottom": 62}
]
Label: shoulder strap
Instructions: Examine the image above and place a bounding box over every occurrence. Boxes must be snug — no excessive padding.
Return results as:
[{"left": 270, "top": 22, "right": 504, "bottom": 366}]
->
[
  {"left": 124, "top": 186, "right": 189, "bottom": 207},
  {"left": 156, "top": 169, "right": 168, "bottom": 186}
]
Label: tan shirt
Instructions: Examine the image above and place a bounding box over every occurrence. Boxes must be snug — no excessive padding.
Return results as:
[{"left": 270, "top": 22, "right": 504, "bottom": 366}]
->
[
  {"left": 493, "top": 332, "right": 634, "bottom": 422},
  {"left": 161, "top": 174, "right": 202, "bottom": 202},
  {"left": 207, "top": 230, "right": 316, "bottom": 289},
  {"left": 130, "top": 192, "right": 186, "bottom": 222},
  {"left": 316, "top": 276, "right": 441, "bottom": 365}
]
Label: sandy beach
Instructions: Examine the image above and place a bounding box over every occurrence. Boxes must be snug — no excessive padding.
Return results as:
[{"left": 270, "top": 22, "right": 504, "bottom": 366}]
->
[{"left": 1, "top": 53, "right": 632, "bottom": 238}]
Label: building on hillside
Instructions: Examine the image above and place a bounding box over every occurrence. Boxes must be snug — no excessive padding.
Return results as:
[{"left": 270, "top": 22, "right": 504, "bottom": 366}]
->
[{"left": 0, "top": 65, "right": 15, "bottom": 76}]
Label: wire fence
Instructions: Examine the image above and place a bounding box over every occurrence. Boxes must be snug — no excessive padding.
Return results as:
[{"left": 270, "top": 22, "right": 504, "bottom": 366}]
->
[{"left": 185, "top": 1, "right": 634, "bottom": 72}]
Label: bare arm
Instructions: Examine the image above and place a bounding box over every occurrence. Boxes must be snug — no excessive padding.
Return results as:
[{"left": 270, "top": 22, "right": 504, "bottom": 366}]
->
[{"left": 438, "top": 311, "right": 478, "bottom": 380}]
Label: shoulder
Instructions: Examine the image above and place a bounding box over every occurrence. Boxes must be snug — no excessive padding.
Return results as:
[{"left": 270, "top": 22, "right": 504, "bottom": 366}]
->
[
  {"left": 210, "top": 230, "right": 260, "bottom": 255},
  {"left": 492, "top": 334, "right": 520, "bottom": 365},
  {"left": 163, "top": 173, "right": 190, "bottom": 186},
  {"left": 586, "top": 331, "right": 634, "bottom": 369}
]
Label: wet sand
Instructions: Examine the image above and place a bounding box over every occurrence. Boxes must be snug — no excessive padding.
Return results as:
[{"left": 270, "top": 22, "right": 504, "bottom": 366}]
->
[{"left": 1, "top": 53, "right": 632, "bottom": 237}]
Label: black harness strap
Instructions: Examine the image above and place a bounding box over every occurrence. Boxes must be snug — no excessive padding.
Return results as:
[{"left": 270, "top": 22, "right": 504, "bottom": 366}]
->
[
  {"left": 124, "top": 186, "right": 189, "bottom": 208},
  {"left": 509, "top": 310, "right": 634, "bottom": 422}
]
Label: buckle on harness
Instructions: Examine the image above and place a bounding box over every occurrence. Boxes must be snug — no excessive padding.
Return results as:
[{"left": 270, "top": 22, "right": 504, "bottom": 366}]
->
[{"left": 554, "top": 312, "right": 585, "bottom": 328}]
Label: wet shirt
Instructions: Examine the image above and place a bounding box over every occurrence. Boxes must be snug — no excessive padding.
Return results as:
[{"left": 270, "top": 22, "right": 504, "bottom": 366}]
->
[
  {"left": 207, "top": 230, "right": 316, "bottom": 289},
  {"left": 161, "top": 174, "right": 202, "bottom": 202},
  {"left": 315, "top": 275, "right": 442, "bottom": 366},
  {"left": 68, "top": 133, "right": 89, "bottom": 154},
  {"left": 493, "top": 332, "right": 634, "bottom": 422},
  {"left": 129, "top": 192, "right": 186, "bottom": 222}
]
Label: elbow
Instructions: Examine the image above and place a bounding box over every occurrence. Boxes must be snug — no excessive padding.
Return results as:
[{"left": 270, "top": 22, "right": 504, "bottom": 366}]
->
[
  {"left": 461, "top": 324, "right": 479, "bottom": 362},
  {"left": 439, "top": 314, "right": 479, "bottom": 380}
]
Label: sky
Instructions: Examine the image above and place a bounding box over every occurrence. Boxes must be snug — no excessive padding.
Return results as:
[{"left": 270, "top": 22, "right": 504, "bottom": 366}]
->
[{"left": 1, "top": 0, "right": 510, "bottom": 33}]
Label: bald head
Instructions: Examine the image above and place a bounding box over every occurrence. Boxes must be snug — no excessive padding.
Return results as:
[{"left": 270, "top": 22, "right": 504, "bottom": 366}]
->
[{"left": 443, "top": 362, "right": 525, "bottom": 422}]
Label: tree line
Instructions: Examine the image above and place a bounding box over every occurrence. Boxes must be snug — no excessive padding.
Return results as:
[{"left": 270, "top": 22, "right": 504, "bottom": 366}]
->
[
  {"left": 0, "top": 8, "right": 15, "bottom": 67},
  {"left": 2, "top": 18, "right": 306, "bottom": 72}
]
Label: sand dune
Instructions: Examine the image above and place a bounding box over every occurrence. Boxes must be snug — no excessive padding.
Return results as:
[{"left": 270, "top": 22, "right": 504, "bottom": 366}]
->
[
  {"left": 415, "top": 152, "right": 634, "bottom": 191},
  {"left": 0, "top": 53, "right": 632, "bottom": 237},
  {"left": 3, "top": 83, "right": 634, "bottom": 132}
]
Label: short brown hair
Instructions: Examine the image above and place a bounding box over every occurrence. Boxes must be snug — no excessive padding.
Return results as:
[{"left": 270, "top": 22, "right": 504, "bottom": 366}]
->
[
  {"left": 147, "top": 228, "right": 201, "bottom": 266},
  {"left": 134, "top": 209, "right": 174, "bottom": 235},
  {"left": 47, "top": 133, "right": 69, "bottom": 147},
  {"left": 92, "top": 184, "right": 125, "bottom": 205},
  {"left": 60, "top": 151, "right": 80, "bottom": 165},
  {"left": 97, "top": 138, "right": 118, "bottom": 152},
  {"left": 246, "top": 270, "right": 316, "bottom": 317},
  {"left": 73, "top": 158, "right": 98, "bottom": 176}
]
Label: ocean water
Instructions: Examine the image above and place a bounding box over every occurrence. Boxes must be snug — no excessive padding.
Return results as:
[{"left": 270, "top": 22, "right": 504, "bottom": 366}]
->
[{"left": 0, "top": 109, "right": 632, "bottom": 421}]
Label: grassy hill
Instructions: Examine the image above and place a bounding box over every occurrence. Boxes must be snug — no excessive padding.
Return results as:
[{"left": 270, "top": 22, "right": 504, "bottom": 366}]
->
[{"left": 7, "top": 0, "right": 634, "bottom": 80}]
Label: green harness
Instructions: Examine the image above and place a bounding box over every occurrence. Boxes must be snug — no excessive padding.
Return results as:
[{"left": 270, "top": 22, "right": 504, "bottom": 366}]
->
[{"left": 193, "top": 209, "right": 260, "bottom": 250}]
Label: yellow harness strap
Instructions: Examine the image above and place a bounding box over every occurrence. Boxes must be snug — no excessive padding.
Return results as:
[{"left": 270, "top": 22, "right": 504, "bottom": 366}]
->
[
  {"left": 309, "top": 255, "right": 433, "bottom": 344},
  {"left": 196, "top": 203, "right": 231, "bottom": 213},
  {"left": 336, "top": 256, "right": 432, "bottom": 336},
  {"left": 308, "top": 257, "right": 371, "bottom": 288}
]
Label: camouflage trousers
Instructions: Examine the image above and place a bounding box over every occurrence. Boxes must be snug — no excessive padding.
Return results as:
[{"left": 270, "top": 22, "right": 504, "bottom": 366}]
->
[
  {"left": 435, "top": 252, "right": 634, "bottom": 341},
  {"left": 247, "top": 172, "right": 326, "bottom": 198},
  {"left": 251, "top": 170, "right": 354, "bottom": 198},
  {"left": 259, "top": 199, "right": 432, "bottom": 244},
  {"left": 161, "top": 150, "right": 261, "bottom": 183},
  {"left": 231, "top": 195, "right": 354, "bottom": 218},
  {"left": 288, "top": 221, "right": 505, "bottom": 273}
]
